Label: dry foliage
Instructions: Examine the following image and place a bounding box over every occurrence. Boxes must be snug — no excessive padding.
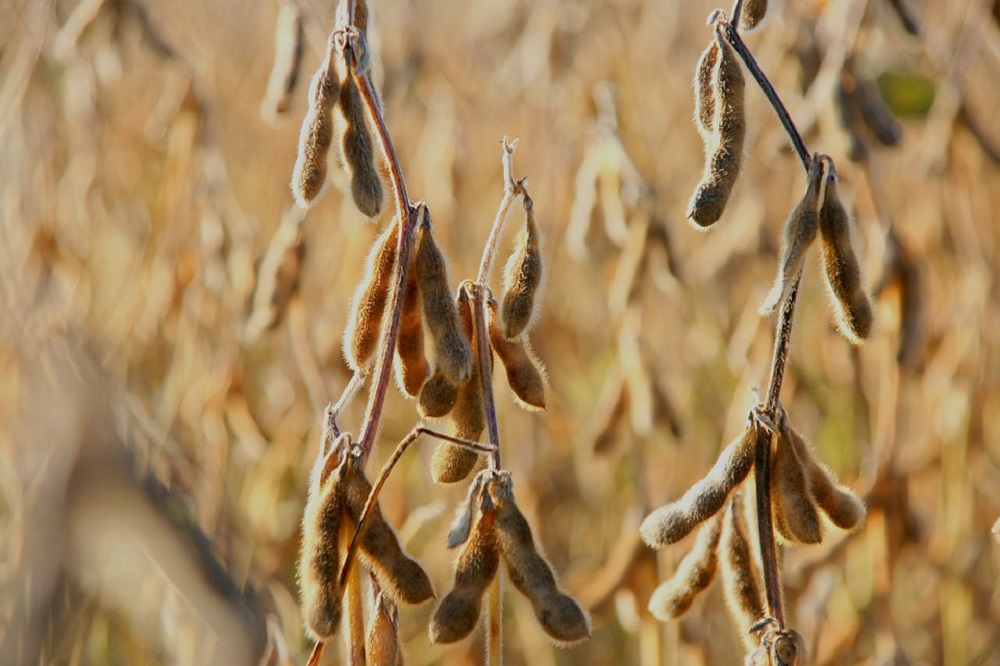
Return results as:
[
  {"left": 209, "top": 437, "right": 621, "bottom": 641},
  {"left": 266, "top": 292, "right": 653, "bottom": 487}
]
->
[{"left": 2, "top": 0, "right": 1000, "bottom": 664}]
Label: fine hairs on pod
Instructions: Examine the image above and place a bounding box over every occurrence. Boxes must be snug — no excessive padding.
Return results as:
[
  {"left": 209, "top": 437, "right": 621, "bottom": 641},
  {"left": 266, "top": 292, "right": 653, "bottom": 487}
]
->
[
  {"left": 299, "top": 429, "right": 350, "bottom": 641},
  {"left": 430, "top": 287, "right": 485, "bottom": 484},
  {"left": 344, "top": 220, "right": 399, "bottom": 371},
  {"left": 429, "top": 489, "right": 499, "bottom": 644},
  {"left": 290, "top": 35, "right": 339, "bottom": 208},
  {"left": 490, "top": 473, "right": 591, "bottom": 645},
  {"left": 817, "top": 158, "right": 873, "bottom": 344},
  {"left": 499, "top": 192, "right": 544, "bottom": 339},
  {"left": 341, "top": 448, "right": 435, "bottom": 605},
  {"left": 686, "top": 28, "right": 746, "bottom": 229}
]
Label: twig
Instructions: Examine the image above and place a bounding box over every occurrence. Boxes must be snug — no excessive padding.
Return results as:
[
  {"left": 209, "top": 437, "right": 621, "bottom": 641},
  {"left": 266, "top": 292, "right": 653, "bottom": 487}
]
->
[
  {"left": 338, "top": 426, "right": 495, "bottom": 586},
  {"left": 719, "top": 9, "right": 815, "bottom": 630},
  {"left": 473, "top": 141, "right": 525, "bottom": 471},
  {"left": 721, "top": 22, "right": 811, "bottom": 171}
]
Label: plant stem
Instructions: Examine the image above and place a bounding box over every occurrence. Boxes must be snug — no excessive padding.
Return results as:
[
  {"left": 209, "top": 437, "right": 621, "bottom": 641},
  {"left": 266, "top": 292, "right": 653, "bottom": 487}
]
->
[
  {"left": 345, "top": 47, "right": 417, "bottom": 457},
  {"left": 753, "top": 273, "right": 801, "bottom": 628},
  {"left": 721, "top": 23, "right": 811, "bottom": 171},
  {"left": 717, "top": 10, "right": 814, "bottom": 630},
  {"left": 473, "top": 140, "right": 524, "bottom": 471}
]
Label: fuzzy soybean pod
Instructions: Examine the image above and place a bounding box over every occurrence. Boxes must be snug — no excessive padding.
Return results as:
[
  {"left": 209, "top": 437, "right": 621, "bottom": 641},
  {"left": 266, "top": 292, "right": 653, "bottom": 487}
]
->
[
  {"left": 693, "top": 39, "right": 720, "bottom": 141},
  {"left": 299, "top": 433, "right": 350, "bottom": 641},
  {"left": 418, "top": 370, "right": 460, "bottom": 418},
  {"left": 686, "top": 31, "right": 745, "bottom": 229},
  {"left": 771, "top": 424, "right": 823, "bottom": 545},
  {"left": 640, "top": 425, "right": 756, "bottom": 548},
  {"left": 260, "top": 1, "right": 304, "bottom": 119},
  {"left": 759, "top": 155, "right": 824, "bottom": 316},
  {"left": 491, "top": 473, "right": 591, "bottom": 645},
  {"left": 648, "top": 513, "right": 722, "bottom": 620},
  {"left": 416, "top": 209, "right": 472, "bottom": 384},
  {"left": 429, "top": 497, "right": 500, "bottom": 644},
  {"left": 246, "top": 212, "right": 305, "bottom": 339},
  {"left": 290, "top": 37, "right": 339, "bottom": 209},
  {"left": 487, "top": 299, "right": 546, "bottom": 411},
  {"left": 394, "top": 246, "right": 429, "bottom": 398},
  {"left": 818, "top": 162, "right": 873, "bottom": 344},
  {"left": 344, "top": 221, "right": 399, "bottom": 371},
  {"left": 333, "top": 51, "right": 383, "bottom": 218},
  {"left": 787, "top": 427, "right": 865, "bottom": 531},
  {"left": 719, "top": 494, "right": 766, "bottom": 645},
  {"left": 431, "top": 288, "right": 485, "bottom": 484},
  {"left": 739, "top": 0, "right": 769, "bottom": 31},
  {"left": 500, "top": 194, "right": 545, "bottom": 339},
  {"left": 342, "top": 450, "right": 435, "bottom": 604},
  {"left": 366, "top": 592, "right": 403, "bottom": 666}
]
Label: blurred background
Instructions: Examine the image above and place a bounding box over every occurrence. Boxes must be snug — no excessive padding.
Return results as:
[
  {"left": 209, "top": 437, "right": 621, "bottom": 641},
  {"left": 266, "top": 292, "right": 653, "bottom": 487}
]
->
[{"left": 2, "top": 0, "right": 999, "bottom": 664}]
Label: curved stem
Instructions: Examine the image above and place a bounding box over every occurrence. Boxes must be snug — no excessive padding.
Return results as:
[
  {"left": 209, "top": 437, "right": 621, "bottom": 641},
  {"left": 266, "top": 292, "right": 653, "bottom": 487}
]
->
[{"left": 722, "top": 23, "right": 811, "bottom": 171}]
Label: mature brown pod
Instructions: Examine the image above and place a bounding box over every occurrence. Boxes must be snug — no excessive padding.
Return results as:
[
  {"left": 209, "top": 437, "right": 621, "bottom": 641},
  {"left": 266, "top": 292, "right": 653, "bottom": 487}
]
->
[
  {"left": 771, "top": 424, "right": 823, "bottom": 545},
  {"left": 429, "top": 495, "right": 500, "bottom": 644},
  {"left": 687, "top": 31, "right": 745, "bottom": 229},
  {"left": 246, "top": 211, "right": 305, "bottom": 339},
  {"left": 719, "top": 495, "right": 766, "bottom": 645},
  {"left": 759, "top": 155, "right": 824, "bottom": 315},
  {"left": 500, "top": 193, "right": 544, "bottom": 339},
  {"left": 640, "top": 425, "right": 756, "bottom": 547},
  {"left": 344, "top": 221, "right": 399, "bottom": 371},
  {"left": 787, "top": 426, "right": 865, "bottom": 531},
  {"left": 299, "top": 432, "right": 350, "bottom": 641},
  {"left": 818, "top": 162, "right": 873, "bottom": 344},
  {"left": 491, "top": 473, "right": 591, "bottom": 645},
  {"left": 366, "top": 592, "right": 402, "bottom": 666},
  {"left": 415, "top": 209, "right": 472, "bottom": 384},
  {"left": 418, "top": 370, "right": 459, "bottom": 418},
  {"left": 739, "top": 0, "right": 769, "bottom": 31},
  {"left": 431, "top": 289, "right": 485, "bottom": 484},
  {"left": 648, "top": 513, "right": 722, "bottom": 620},
  {"left": 394, "top": 246, "right": 429, "bottom": 397},
  {"left": 487, "top": 300, "right": 546, "bottom": 411},
  {"left": 290, "top": 38, "right": 339, "bottom": 208},
  {"left": 342, "top": 449, "right": 434, "bottom": 604},
  {"left": 261, "top": 1, "right": 304, "bottom": 120},
  {"left": 694, "top": 39, "right": 720, "bottom": 140},
  {"left": 333, "top": 53, "right": 383, "bottom": 217}
]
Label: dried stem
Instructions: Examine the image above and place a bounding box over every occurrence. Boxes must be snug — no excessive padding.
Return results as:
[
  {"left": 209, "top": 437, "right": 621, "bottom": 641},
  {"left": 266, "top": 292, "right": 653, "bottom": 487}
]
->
[
  {"left": 338, "top": 35, "right": 417, "bottom": 455},
  {"left": 719, "top": 8, "right": 815, "bottom": 631},
  {"left": 476, "top": 139, "right": 523, "bottom": 286},
  {"left": 472, "top": 140, "right": 526, "bottom": 471},
  {"left": 721, "top": 19, "right": 811, "bottom": 171}
]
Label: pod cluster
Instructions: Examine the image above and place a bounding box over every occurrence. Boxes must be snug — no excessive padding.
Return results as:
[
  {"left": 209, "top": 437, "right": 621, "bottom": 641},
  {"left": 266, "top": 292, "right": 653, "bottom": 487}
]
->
[
  {"left": 757, "top": 155, "right": 874, "bottom": 344},
  {"left": 298, "top": 426, "right": 433, "bottom": 643},
  {"left": 640, "top": 408, "right": 865, "bottom": 629},
  {"left": 290, "top": 0, "right": 384, "bottom": 216},
  {"left": 431, "top": 471, "right": 591, "bottom": 646},
  {"left": 423, "top": 193, "right": 549, "bottom": 484}
]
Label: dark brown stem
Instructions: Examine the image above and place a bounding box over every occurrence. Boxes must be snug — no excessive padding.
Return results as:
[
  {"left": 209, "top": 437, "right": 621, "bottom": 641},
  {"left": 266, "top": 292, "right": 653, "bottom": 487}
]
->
[
  {"left": 719, "top": 12, "right": 814, "bottom": 631},
  {"left": 753, "top": 274, "right": 801, "bottom": 628},
  {"left": 348, "top": 57, "right": 417, "bottom": 456},
  {"left": 721, "top": 22, "right": 811, "bottom": 171}
]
